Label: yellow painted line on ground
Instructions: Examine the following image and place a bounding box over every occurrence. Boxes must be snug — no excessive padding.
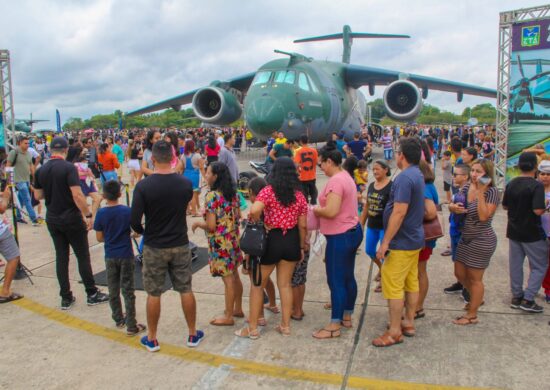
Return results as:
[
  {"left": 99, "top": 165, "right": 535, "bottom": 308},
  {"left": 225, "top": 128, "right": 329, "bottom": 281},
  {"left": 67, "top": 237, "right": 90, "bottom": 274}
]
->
[{"left": 13, "top": 298, "right": 495, "bottom": 390}]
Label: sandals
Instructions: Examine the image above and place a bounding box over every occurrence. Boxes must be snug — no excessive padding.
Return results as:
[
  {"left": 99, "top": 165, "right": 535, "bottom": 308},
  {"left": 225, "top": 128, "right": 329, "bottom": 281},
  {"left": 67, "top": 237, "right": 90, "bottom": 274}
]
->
[
  {"left": 264, "top": 304, "right": 280, "bottom": 314},
  {"left": 453, "top": 316, "right": 479, "bottom": 326},
  {"left": 291, "top": 314, "right": 304, "bottom": 321},
  {"left": 245, "top": 317, "right": 266, "bottom": 326},
  {"left": 374, "top": 284, "right": 382, "bottom": 293},
  {"left": 401, "top": 325, "right": 416, "bottom": 337},
  {"left": 323, "top": 303, "right": 332, "bottom": 310},
  {"left": 275, "top": 324, "right": 291, "bottom": 336},
  {"left": 232, "top": 312, "right": 245, "bottom": 318},
  {"left": 210, "top": 317, "right": 235, "bottom": 326},
  {"left": 0, "top": 292, "right": 23, "bottom": 304},
  {"left": 341, "top": 319, "right": 353, "bottom": 329},
  {"left": 126, "top": 323, "right": 147, "bottom": 336},
  {"left": 312, "top": 328, "right": 341, "bottom": 339},
  {"left": 372, "top": 332, "right": 404, "bottom": 347},
  {"left": 235, "top": 327, "right": 260, "bottom": 340},
  {"left": 414, "top": 309, "right": 425, "bottom": 319}
]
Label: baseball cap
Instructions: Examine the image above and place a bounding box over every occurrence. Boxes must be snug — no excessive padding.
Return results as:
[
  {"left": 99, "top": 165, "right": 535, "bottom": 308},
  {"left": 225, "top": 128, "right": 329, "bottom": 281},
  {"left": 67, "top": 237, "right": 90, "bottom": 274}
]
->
[
  {"left": 50, "top": 137, "right": 68, "bottom": 149},
  {"left": 538, "top": 160, "right": 550, "bottom": 174}
]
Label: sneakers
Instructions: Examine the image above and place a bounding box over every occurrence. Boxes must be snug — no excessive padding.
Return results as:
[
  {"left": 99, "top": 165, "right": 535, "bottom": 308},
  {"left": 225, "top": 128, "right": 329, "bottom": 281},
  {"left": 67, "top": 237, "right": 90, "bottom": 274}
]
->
[
  {"left": 87, "top": 291, "right": 109, "bottom": 306},
  {"left": 140, "top": 335, "right": 160, "bottom": 352},
  {"left": 444, "top": 282, "right": 463, "bottom": 294},
  {"left": 187, "top": 330, "right": 205, "bottom": 348},
  {"left": 61, "top": 296, "right": 76, "bottom": 310},
  {"left": 16, "top": 218, "right": 27, "bottom": 224},
  {"left": 31, "top": 220, "right": 41, "bottom": 227},
  {"left": 462, "top": 288, "right": 470, "bottom": 303},
  {"left": 519, "top": 299, "right": 543, "bottom": 313},
  {"left": 510, "top": 296, "right": 523, "bottom": 309}
]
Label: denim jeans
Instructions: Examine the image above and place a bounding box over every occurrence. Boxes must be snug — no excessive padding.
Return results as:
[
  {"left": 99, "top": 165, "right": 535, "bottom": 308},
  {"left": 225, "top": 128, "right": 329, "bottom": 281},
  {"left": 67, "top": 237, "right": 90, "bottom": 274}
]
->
[
  {"left": 47, "top": 219, "right": 98, "bottom": 300},
  {"left": 384, "top": 149, "right": 393, "bottom": 160},
  {"left": 325, "top": 224, "right": 363, "bottom": 322},
  {"left": 100, "top": 170, "right": 118, "bottom": 186},
  {"left": 15, "top": 182, "right": 37, "bottom": 222}
]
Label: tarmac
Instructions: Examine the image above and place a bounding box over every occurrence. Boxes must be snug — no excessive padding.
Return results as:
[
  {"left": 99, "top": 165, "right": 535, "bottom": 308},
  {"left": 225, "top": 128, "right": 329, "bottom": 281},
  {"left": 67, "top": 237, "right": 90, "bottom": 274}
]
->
[{"left": 1, "top": 146, "right": 549, "bottom": 390}]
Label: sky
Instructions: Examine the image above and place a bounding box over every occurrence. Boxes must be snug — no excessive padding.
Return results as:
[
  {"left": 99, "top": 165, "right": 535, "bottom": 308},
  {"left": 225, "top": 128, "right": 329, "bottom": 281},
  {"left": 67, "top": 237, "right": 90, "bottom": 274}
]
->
[{"left": 0, "top": 0, "right": 545, "bottom": 128}]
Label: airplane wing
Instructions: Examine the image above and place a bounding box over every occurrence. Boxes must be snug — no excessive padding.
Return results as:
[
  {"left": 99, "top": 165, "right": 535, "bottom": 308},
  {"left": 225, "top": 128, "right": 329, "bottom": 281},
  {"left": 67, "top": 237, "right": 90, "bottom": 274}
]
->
[
  {"left": 127, "top": 72, "right": 256, "bottom": 116},
  {"left": 345, "top": 64, "right": 496, "bottom": 98}
]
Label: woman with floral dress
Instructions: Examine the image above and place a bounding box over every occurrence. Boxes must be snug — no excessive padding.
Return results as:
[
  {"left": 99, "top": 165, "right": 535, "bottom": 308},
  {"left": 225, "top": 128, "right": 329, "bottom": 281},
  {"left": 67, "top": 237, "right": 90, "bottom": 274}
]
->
[{"left": 192, "top": 161, "right": 243, "bottom": 326}]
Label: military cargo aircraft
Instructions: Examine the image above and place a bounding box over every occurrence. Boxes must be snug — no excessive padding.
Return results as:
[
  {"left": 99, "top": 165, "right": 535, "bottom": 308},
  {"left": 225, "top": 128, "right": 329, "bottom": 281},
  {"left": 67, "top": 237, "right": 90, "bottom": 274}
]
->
[
  {"left": 14, "top": 117, "right": 48, "bottom": 133},
  {"left": 128, "top": 25, "right": 496, "bottom": 142}
]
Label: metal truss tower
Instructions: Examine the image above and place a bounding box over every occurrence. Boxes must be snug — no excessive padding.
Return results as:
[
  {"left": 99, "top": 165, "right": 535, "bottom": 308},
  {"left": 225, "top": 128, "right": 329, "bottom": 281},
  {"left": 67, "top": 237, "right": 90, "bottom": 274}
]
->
[
  {"left": 496, "top": 5, "right": 550, "bottom": 190},
  {"left": 0, "top": 50, "right": 17, "bottom": 151}
]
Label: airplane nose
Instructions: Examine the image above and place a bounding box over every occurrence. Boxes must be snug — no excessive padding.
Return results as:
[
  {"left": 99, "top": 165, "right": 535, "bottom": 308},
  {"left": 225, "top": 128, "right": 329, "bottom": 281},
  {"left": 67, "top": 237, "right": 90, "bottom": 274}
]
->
[{"left": 245, "top": 96, "right": 285, "bottom": 137}]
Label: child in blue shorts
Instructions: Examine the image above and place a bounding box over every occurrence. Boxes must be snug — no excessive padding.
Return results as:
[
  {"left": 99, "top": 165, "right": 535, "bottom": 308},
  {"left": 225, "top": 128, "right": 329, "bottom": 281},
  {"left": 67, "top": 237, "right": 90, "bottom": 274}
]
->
[{"left": 94, "top": 180, "right": 146, "bottom": 336}]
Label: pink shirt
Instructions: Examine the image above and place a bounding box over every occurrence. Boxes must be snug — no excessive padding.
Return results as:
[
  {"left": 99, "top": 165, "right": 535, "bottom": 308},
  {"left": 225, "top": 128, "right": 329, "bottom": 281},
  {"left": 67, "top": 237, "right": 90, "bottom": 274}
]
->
[{"left": 318, "top": 171, "right": 359, "bottom": 235}]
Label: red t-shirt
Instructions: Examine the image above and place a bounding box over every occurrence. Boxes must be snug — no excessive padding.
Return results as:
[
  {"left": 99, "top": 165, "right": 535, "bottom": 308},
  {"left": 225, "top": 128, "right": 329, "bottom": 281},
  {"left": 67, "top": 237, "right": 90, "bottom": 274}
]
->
[
  {"left": 205, "top": 144, "right": 220, "bottom": 157},
  {"left": 256, "top": 185, "right": 307, "bottom": 232}
]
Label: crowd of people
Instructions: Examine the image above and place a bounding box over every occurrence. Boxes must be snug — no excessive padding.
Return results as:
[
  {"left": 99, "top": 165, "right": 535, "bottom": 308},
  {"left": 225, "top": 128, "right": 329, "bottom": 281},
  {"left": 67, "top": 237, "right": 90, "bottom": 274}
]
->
[{"left": 0, "top": 122, "right": 548, "bottom": 353}]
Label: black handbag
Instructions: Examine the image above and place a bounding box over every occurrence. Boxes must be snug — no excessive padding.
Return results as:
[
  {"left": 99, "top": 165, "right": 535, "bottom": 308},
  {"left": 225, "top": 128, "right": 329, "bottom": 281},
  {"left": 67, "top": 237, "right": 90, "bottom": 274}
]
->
[{"left": 240, "top": 221, "right": 268, "bottom": 257}]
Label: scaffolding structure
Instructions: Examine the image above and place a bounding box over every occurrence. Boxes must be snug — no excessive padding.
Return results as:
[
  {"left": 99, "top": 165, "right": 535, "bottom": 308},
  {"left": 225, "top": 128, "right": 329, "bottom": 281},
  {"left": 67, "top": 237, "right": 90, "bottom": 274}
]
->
[
  {"left": 0, "top": 50, "right": 17, "bottom": 151},
  {"left": 495, "top": 5, "right": 550, "bottom": 190}
]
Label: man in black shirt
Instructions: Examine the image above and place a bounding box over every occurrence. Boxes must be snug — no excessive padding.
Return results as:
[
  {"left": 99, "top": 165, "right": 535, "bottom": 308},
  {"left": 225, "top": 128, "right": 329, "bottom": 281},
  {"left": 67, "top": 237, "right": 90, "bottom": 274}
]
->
[
  {"left": 34, "top": 137, "right": 108, "bottom": 310},
  {"left": 131, "top": 140, "right": 204, "bottom": 352},
  {"left": 502, "top": 152, "right": 549, "bottom": 313}
]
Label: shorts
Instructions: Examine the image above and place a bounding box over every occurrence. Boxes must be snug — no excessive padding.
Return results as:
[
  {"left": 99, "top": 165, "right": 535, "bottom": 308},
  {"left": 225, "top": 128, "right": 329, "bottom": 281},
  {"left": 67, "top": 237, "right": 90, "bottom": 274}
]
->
[
  {"left": 80, "top": 179, "right": 97, "bottom": 196},
  {"left": 418, "top": 247, "right": 433, "bottom": 262},
  {"left": 365, "top": 227, "right": 384, "bottom": 259},
  {"left": 261, "top": 226, "right": 301, "bottom": 265},
  {"left": 381, "top": 249, "right": 421, "bottom": 300},
  {"left": 443, "top": 181, "right": 451, "bottom": 192},
  {"left": 0, "top": 229, "right": 20, "bottom": 261},
  {"left": 128, "top": 159, "right": 141, "bottom": 171},
  {"left": 291, "top": 251, "right": 309, "bottom": 287},
  {"left": 142, "top": 244, "right": 192, "bottom": 296}
]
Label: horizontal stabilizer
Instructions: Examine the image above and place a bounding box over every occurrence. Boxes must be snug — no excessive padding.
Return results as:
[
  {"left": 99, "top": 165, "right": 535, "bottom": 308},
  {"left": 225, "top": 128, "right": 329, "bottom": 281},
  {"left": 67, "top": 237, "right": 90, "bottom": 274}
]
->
[{"left": 294, "top": 32, "right": 410, "bottom": 43}]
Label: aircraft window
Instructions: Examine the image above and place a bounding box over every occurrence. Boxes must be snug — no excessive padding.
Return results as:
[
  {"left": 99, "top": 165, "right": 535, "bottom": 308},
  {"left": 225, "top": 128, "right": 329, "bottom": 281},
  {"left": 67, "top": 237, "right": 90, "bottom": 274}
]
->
[
  {"left": 283, "top": 71, "right": 296, "bottom": 84},
  {"left": 252, "top": 71, "right": 272, "bottom": 85},
  {"left": 273, "top": 71, "right": 286, "bottom": 83},
  {"left": 307, "top": 74, "right": 319, "bottom": 93},
  {"left": 298, "top": 73, "right": 310, "bottom": 91}
]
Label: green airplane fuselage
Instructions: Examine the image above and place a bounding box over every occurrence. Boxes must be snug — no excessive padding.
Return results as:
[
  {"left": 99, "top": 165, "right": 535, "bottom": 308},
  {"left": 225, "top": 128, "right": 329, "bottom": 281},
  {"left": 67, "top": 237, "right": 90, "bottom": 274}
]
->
[{"left": 244, "top": 56, "right": 365, "bottom": 142}]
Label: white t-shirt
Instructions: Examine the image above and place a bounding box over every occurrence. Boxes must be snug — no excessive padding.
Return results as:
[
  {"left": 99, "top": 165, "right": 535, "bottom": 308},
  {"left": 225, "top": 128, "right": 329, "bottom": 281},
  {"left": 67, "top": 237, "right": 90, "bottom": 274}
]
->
[{"left": 217, "top": 137, "right": 225, "bottom": 148}]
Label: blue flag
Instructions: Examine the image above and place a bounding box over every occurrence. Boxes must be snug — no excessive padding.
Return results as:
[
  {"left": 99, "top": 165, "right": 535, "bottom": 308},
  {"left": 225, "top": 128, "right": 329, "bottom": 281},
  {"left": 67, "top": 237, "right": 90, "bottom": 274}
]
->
[
  {"left": 56, "top": 109, "right": 61, "bottom": 133},
  {"left": 118, "top": 114, "right": 123, "bottom": 131}
]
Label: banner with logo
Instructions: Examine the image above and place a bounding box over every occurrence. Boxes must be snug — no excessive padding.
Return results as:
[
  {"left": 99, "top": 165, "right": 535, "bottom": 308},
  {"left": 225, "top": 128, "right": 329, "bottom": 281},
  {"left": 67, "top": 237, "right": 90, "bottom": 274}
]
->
[{"left": 507, "top": 18, "right": 550, "bottom": 180}]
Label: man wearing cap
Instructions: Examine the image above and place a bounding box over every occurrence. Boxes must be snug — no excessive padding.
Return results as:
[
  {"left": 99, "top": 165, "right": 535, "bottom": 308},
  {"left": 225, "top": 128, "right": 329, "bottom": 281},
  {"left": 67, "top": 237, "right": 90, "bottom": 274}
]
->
[
  {"left": 34, "top": 137, "right": 109, "bottom": 310},
  {"left": 502, "top": 152, "right": 549, "bottom": 314}
]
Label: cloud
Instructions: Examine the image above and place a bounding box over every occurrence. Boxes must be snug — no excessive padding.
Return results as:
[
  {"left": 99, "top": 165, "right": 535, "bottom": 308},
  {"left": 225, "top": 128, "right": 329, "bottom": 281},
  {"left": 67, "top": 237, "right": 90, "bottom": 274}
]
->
[{"left": 0, "top": 0, "right": 542, "bottom": 126}]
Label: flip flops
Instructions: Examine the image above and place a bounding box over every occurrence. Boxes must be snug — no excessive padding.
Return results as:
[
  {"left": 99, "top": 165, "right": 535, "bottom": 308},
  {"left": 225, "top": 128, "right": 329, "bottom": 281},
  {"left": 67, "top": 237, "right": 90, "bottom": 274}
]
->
[
  {"left": 312, "top": 328, "right": 341, "bottom": 339},
  {"left": 0, "top": 293, "right": 23, "bottom": 304}
]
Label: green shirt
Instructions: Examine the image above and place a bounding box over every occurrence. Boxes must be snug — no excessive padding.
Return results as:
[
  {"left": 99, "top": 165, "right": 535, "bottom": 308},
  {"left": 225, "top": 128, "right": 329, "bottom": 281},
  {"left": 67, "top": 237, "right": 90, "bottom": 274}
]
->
[
  {"left": 7, "top": 148, "right": 32, "bottom": 183},
  {"left": 112, "top": 144, "right": 125, "bottom": 163},
  {"left": 267, "top": 143, "right": 292, "bottom": 163}
]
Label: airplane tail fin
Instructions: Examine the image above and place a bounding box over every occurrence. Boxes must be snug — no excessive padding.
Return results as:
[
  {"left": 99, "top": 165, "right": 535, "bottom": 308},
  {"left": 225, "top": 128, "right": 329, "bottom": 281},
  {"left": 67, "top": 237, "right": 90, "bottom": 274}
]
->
[{"left": 294, "top": 25, "right": 409, "bottom": 64}]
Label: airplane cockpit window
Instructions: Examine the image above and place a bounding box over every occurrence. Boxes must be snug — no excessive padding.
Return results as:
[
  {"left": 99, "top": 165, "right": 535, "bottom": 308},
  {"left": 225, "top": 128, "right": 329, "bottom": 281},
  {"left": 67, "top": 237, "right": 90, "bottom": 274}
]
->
[
  {"left": 283, "top": 71, "right": 295, "bottom": 84},
  {"left": 252, "top": 71, "right": 273, "bottom": 85},
  {"left": 298, "top": 72, "right": 310, "bottom": 91},
  {"left": 307, "top": 74, "right": 319, "bottom": 93}
]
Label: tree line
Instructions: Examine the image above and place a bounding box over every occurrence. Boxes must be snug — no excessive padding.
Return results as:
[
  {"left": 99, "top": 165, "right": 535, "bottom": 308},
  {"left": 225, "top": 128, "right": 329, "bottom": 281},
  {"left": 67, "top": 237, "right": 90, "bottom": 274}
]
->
[{"left": 62, "top": 100, "right": 496, "bottom": 131}]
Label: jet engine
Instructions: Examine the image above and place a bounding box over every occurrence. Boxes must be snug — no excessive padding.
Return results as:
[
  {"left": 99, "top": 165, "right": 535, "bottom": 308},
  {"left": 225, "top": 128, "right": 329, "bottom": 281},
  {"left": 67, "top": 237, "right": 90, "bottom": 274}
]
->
[
  {"left": 383, "top": 80, "right": 423, "bottom": 121},
  {"left": 192, "top": 87, "right": 242, "bottom": 124}
]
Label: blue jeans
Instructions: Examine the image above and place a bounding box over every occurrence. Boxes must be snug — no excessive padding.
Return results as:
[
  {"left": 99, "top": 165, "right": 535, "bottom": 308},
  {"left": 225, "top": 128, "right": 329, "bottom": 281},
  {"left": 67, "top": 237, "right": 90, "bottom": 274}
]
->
[
  {"left": 384, "top": 149, "right": 393, "bottom": 160},
  {"left": 100, "top": 170, "right": 118, "bottom": 186},
  {"left": 365, "top": 227, "right": 384, "bottom": 260},
  {"left": 325, "top": 224, "right": 363, "bottom": 323},
  {"left": 16, "top": 182, "right": 37, "bottom": 222}
]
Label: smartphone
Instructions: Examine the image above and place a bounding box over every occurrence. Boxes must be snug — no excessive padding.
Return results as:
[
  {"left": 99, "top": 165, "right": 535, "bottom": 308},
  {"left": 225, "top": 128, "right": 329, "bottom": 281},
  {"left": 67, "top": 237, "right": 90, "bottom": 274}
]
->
[{"left": 478, "top": 175, "right": 491, "bottom": 186}]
